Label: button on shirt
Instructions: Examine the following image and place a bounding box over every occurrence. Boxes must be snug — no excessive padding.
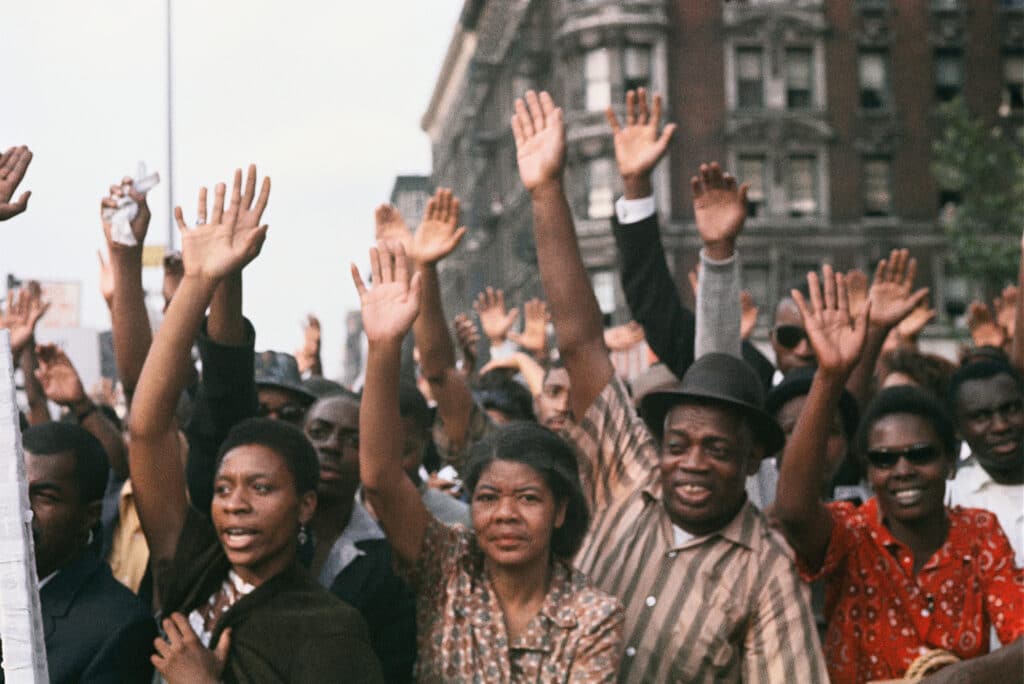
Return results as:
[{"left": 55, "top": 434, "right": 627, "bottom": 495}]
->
[
  {"left": 396, "top": 518, "right": 624, "bottom": 683},
  {"left": 568, "top": 375, "right": 828, "bottom": 683},
  {"left": 799, "top": 499, "right": 1024, "bottom": 684}
]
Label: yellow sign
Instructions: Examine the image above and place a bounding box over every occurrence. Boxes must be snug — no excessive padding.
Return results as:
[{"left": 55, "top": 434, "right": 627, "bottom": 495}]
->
[{"left": 142, "top": 245, "right": 166, "bottom": 267}]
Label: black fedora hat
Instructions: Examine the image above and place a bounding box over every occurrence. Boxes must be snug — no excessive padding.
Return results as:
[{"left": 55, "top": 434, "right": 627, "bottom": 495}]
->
[{"left": 639, "top": 352, "right": 785, "bottom": 454}]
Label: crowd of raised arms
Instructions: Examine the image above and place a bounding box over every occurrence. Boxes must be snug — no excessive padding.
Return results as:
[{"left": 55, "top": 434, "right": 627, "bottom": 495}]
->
[{"left": 0, "top": 88, "right": 1021, "bottom": 684}]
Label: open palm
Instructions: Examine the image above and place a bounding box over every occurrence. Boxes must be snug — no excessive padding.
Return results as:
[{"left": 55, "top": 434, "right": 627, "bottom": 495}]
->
[
  {"left": 352, "top": 242, "right": 421, "bottom": 344},
  {"left": 35, "top": 344, "right": 86, "bottom": 405},
  {"left": 868, "top": 249, "right": 929, "bottom": 329},
  {"left": 512, "top": 91, "right": 565, "bottom": 191},
  {"left": 606, "top": 88, "right": 676, "bottom": 180},
  {"left": 792, "top": 266, "right": 869, "bottom": 378},
  {"left": 0, "top": 146, "right": 33, "bottom": 220},
  {"left": 409, "top": 188, "right": 466, "bottom": 265},
  {"left": 692, "top": 162, "right": 748, "bottom": 246}
]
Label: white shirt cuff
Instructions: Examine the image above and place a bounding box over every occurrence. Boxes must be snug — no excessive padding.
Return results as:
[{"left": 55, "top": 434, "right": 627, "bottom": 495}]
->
[{"left": 615, "top": 195, "right": 656, "bottom": 225}]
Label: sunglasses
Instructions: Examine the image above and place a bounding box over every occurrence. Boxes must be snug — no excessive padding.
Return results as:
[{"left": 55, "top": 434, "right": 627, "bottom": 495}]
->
[
  {"left": 774, "top": 325, "right": 807, "bottom": 349},
  {"left": 257, "top": 402, "right": 307, "bottom": 425},
  {"left": 865, "top": 443, "right": 941, "bottom": 469}
]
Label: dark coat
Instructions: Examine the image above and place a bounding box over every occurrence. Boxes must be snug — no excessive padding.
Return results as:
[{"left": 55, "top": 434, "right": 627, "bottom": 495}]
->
[{"left": 0, "top": 551, "right": 156, "bottom": 683}]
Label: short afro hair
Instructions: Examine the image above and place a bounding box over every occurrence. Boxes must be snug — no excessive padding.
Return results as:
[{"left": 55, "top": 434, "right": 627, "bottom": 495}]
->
[
  {"left": 462, "top": 422, "right": 588, "bottom": 559},
  {"left": 22, "top": 422, "right": 110, "bottom": 503},
  {"left": 216, "top": 417, "right": 319, "bottom": 495},
  {"left": 947, "top": 359, "right": 1024, "bottom": 414},
  {"left": 853, "top": 386, "right": 958, "bottom": 467},
  {"left": 474, "top": 370, "right": 536, "bottom": 423}
]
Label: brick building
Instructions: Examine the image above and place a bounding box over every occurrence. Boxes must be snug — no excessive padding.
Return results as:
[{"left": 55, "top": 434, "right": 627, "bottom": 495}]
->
[{"left": 420, "top": 0, "right": 1024, "bottom": 333}]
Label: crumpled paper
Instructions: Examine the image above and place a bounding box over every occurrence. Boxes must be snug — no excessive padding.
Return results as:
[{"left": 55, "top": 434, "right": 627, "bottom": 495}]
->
[{"left": 100, "top": 162, "right": 160, "bottom": 247}]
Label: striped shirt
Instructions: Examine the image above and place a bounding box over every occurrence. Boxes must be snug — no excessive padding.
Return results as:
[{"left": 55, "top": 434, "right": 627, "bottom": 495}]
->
[{"left": 569, "top": 376, "right": 828, "bottom": 683}]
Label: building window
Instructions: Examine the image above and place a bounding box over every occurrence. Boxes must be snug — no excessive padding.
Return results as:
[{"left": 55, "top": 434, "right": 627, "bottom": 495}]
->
[
  {"left": 934, "top": 49, "right": 963, "bottom": 102},
  {"left": 785, "top": 48, "right": 813, "bottom": 109},
  {"left": 624, "top": 45, "right": 652, "bottom": 94},
  {"left": 858, "top": 51, "right": 888, "bottom": 109},
  {"left": 736, "top": 47, "right": 765, "bottom": 108},
  {"left": 587, "top": 157, "right": 616, "bottom": 219},
  {"left": 585, "top": 48, "right": 611, "bottom": 111},
  {"left": 737, "top": 155, "right": 768, "bottom": 217},
  {"left": 1001, "top": 53, "right": 1024, "bottom": 116},
  {"left": 786, "top": 155, "right": 818, "bottom": 217},
  {"left": 863, "top": 158, "right": 892, "bottom": 217}
]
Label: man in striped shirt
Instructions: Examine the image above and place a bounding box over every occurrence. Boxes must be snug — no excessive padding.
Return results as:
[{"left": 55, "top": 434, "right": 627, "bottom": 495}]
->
[{"left": 512, "top": 88, "right": 827, "bottom": 682}]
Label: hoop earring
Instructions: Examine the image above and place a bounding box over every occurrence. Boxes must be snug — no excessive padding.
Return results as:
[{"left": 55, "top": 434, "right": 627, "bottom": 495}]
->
[{"left": 297, "top": 523, "right": 309, "bottom": 546}]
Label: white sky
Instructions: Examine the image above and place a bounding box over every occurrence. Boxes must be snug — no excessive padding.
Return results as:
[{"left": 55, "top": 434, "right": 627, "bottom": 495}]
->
[{"left": 1, "top": 0, "right": 463, "bottom": 378}]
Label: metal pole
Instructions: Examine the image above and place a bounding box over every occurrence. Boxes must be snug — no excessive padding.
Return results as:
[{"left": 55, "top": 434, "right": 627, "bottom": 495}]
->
[{"left": 166, "top": 0, "right": 175, "bottom": 250}]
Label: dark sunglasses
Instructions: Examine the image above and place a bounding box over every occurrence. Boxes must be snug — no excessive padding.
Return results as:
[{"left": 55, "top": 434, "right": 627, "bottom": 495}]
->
[
  {"left": 865, "top": 443, "right": 941, "bottom": 470},
  {"left": 774, "top": 325, "right": 807, "bottom": 349},
  {"left": 257, "top": 402, "right": 307, "bottom": 424}
]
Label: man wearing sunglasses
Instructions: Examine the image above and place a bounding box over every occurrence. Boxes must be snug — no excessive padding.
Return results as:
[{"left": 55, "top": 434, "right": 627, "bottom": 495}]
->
[{"left": 770, "top": 296, "right": 817, "bottom": 381}]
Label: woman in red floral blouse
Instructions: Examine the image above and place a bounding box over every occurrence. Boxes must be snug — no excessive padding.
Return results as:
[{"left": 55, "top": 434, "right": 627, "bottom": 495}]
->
[
  {"left": 352, "top": 242, "right": 624, "bottom": 683},
  {"left": 774, "top": 266, "right": 1024, "bottom": 684}
]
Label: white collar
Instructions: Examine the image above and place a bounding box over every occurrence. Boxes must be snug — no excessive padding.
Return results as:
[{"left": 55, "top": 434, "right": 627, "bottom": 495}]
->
[{"left": 317, "top": 494, "right": 386, "bottom": 587}]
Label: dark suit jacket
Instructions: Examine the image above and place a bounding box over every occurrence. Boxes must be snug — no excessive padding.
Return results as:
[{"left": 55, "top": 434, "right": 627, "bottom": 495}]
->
[
  {"left": 33, "top": 552, "right": 155, "bottom": 683},
  {"left": 612, "top": 212, "right": 776, "bottom": 391}
]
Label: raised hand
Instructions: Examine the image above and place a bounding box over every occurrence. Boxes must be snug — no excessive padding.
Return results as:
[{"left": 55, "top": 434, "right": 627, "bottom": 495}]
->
[
  {"left": 173, "top": 168, "right": 269, "bottom": 281},
  {"left": 473, "top": 287, "right": 519, "bottom": 344},
  {"left": 867, "top": 248, "right": 929, "bottom": 330},
  {"left": 234, "top": 164, "right": 271, "bottom": 235},
  {"left": 0, "top": 145, "right": 33, "bottom": 220},
  {"left": 1, "top": 285, "right": 50, "bottom": 356},
  {"left": 374, "top": 203, "right": 412, "bottom": 249},
  {"left": 691, "top": 162, "right": 748, "bottom": 260},
  {"left": 508, "top": 298, "right": 549, "bottom": 354},
  {"left": 897, "top": 300, "right": 937, "bottom": 341},
  {"left": 994, "top": 284, "right": 1018, "bottom": 338},
  {"left": 792, "top": 265, "right": 870, "bottom": 379},
  {"left": 603, "top": 320, "right": 645, "bottom": 352},
  {"left": 409, "top": 188, "right": 467, "bottom": 265},
  {"left": 967, "top": 300, "right": 1007, "bottom": 348},
  {"left": 740, "top": 290, "right": 759, "bottom": 340},
  {"left": 100, "top": 176, "right": 152, "bottom": 248},
  {"left": 162, "top": 251, "right": 185, "bottom": 310},
  {"left": 512, "top": 91, "right": 565, "bottom": 192},
  {"left": 605, "top": 88, "right": 676, "bottom": 198},
  {"left": 351, "top": 241, "right": 422, "bottom": 345},
  {"left": 35, "top": 344, "right": 87, "bottom": 407},
  {"left": 295, "top": 314, "right": 322, "bottom": 376}
]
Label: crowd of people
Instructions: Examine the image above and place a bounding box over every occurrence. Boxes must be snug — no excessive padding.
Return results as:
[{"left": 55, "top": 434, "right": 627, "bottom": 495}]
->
[{"left": 0, "top": 86, "right": 1021, "bottom": 683}]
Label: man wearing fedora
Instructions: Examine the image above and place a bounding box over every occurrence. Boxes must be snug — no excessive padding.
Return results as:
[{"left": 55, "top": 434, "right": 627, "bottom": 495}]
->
[{"left": 513, "top": 89, "right": 826, "bottom": 682}]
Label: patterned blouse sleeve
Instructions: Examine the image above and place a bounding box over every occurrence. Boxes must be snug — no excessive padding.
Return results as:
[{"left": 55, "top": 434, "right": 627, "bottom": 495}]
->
[
  {"left": 973, "top": 510, "right": 1024, "bottom": 645},
  {"left": 565, "top": 374, "right": 660, "bottom": 512},
  {"left": 393, "top": 516, "right": 469, "bottom": 598},
  {"left": 796, "top": 500, "right": 859, "bottom": 582},
  {"left": 568, "top": 597, "right": 625, "bottom": 683}
]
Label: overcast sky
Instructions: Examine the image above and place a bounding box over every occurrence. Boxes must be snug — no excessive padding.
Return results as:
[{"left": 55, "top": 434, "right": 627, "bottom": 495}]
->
[{"left": 1, "top": 0, "right": 463, "bottom": 378}]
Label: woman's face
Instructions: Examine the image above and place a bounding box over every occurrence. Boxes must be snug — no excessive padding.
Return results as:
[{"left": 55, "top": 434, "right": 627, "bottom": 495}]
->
[
  {"left": 471, "top": 459, "right": 566, "bottom": 570},
  {"left": 212, "top": 444, "right": 316, "bottom": 586},
  {"left": 866, "top": 413, "right": 950, "bottom": 526}
]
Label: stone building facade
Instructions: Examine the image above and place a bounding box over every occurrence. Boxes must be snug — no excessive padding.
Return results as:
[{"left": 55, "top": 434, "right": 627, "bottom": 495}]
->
[{"left": 421, "top": 0, "right": 1024, "bottom": 333}]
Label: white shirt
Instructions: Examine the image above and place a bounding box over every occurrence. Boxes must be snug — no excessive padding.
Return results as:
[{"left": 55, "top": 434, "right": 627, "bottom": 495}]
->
[{"left": 947, "top": 458, "right": 1024, "bottom": 566}]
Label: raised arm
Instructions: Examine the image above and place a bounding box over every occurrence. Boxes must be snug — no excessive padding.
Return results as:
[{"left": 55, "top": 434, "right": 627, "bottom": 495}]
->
[
  {"left": 35, "top": 343, "right": 130, "bottom": 479},
  {"left": 102, "top": 176, "right": 154, "bottom": 399},
  {"left": 845, "top": 249, "right": 928, "bottom": 408},
  {"left": 406, "top": 189, "right": 477, "bottom": 453},
  {"left": 514, "top": 90, "right": 611, "bottom": 418},
  {"left": 130, "top": 169, "right": 268, "bottom": 565},
  {"left": 353, "top": 241, "right": 430, "bottom": 566},
  {"left": 0, "top": 145, "right": 33, "bottom": 221},
  {"left": 774, "top": 266, "right": 870, "bottom": 570}
]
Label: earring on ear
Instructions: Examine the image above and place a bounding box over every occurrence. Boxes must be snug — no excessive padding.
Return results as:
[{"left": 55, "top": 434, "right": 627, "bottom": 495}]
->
[{"left": 297, "top": 523, "right": 309, "bottom": 546}]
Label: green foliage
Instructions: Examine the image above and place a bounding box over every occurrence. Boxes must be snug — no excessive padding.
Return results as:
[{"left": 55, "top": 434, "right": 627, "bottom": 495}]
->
[{"left": 931, "top": 98, "right": 1024, "bottom": 296}]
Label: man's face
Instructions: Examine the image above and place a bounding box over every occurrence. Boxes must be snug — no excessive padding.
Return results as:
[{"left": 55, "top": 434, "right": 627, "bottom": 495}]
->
[
  {"left": 659, "top": 402, "right": 760, "bottom": 536},
  {"left": 304, "top": 396, "right": 361, "bottom": 503},
  {"left": 954, "top": 374, "right": 1024, "bottom": 481},
  {"left": 398, "top": 414, "right": 428, "bottom": 479},
  {"left": 535, "top": 368, "right": 571, "bottom": 432},
  {"left": 771, "top": 299, "right": 815, "bottom": 374},
  {"left": 776, "top": 394, "right": 848, "bottom": 485},
  {"left": 258, "top": 387, "right": 311, "bottom": 427},
  {"left": 26, "top": 450, "right": 97, "bottom": 579}
]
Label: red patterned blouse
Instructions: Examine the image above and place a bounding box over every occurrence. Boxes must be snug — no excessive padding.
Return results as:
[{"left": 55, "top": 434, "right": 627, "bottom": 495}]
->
[{"left": 799, "top": 499, "right": 1024, "bottom": 684}]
